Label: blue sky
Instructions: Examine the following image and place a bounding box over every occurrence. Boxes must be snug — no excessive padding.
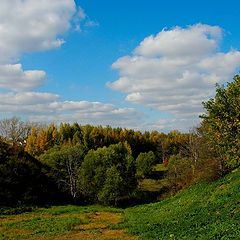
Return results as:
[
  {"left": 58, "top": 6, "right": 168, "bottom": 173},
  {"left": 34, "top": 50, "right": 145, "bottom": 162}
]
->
[{"left": 0, "top": 0, "right": 240, "bottom": 131}]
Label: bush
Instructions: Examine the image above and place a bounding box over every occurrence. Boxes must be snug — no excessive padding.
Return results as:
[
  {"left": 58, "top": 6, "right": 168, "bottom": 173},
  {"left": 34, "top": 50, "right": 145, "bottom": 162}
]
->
[{"left": 167, "top": 154, "right": 193, "bottom": 189}]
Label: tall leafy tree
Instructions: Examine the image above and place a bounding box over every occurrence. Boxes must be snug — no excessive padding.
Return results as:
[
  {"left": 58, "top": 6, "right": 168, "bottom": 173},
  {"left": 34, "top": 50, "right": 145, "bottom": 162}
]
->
[
  {"left": 136, "top": 151, "right": 156, "bottom": 178},
  {"left": 202, "top": 75, "right": 240, "bottom": 168},
  {"left": 39, "top": 145, "right": 86, "bottom": 201},
  {"left": 79, "top": 143, "right": 136, "bottom": 205}
]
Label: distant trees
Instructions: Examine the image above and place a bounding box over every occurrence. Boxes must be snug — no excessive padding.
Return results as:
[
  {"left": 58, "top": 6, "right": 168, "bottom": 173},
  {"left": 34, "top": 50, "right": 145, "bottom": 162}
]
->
[
  {"left": 25, "top": 123, "right": 58, "bottom": 156},
  {"left": 0, "top": 115, "right": 192, "bottom": 206},
  {"left": 24, "top": 121, "right": 189, "bottom": 167},
  {"left": 0, "top": 117, "right": 33, "bottom": 145}
]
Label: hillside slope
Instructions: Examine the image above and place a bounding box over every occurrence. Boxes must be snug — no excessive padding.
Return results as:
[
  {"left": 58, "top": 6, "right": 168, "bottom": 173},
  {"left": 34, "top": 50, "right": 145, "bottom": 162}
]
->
[{"left": 124, "top": 168, "right": 240, "bottom": 239}]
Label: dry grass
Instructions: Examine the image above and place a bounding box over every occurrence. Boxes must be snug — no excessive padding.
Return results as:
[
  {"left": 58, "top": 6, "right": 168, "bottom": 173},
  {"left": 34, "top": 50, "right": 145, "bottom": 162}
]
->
[
  {"left": 0, "top": 206, "right": 138, "bottom": 240},
  {"left": 58, "top": 211, "right": 137, "bottom": 240}
]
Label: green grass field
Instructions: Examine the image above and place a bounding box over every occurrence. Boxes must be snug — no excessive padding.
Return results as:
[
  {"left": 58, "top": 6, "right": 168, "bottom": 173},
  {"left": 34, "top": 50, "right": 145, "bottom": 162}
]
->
[
  {"left": 124, "top": 168, "right": 240, "bottom": 240},
  {"left": 0, "top": 205, "right": 136, "bottom": 240},
  {"left": 1, "top": 168, "right": 239, "bottom": 240}
]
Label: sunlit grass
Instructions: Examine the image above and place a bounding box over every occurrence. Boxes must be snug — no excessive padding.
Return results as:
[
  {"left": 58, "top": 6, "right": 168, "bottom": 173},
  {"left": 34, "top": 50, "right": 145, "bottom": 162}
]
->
[
  {"left": 1, "top": 169, "right": 239, "bottom": 239},
  {"left": 124, "top": 168, "right": 240, "bottom": 239},
  {"left": 0, "top": 205, "right": 136, "bottom": 240}
]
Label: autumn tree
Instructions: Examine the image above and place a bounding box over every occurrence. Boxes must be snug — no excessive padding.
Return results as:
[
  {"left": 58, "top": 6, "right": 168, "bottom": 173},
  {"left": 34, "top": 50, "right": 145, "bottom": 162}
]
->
[
  {"left": 0, "top": 117, "right": 33, "bottom": 145},
  {"left": 202, "top": 75, "right": 240, "bottom": 169},
  {"left": 167, "top": 154, "right": 192, "bottom": 189}
]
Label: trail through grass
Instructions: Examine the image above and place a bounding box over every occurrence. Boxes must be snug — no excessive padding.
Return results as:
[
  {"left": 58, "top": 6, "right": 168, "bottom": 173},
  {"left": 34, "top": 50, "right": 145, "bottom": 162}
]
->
[{"left": 0, "top": 205, "right": 137, "bottom": 240}]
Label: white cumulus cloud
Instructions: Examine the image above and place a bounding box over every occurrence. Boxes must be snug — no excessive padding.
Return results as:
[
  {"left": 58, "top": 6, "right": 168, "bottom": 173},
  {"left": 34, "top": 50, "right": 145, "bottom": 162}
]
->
[
  {"left": 0, "top": 0, "right": 77, "bottom": 63},
  {"left": 108, "top": 24, "right": 240, "bottom": 128},
  {"left": 0, "top": 64, "right": 46, "bottom": 91},
  {"left": 0, "top": 91, "right": 142, "bottom": 128},
  {"left": 0, "top": 1, "right": 132, "bottom": 129}
]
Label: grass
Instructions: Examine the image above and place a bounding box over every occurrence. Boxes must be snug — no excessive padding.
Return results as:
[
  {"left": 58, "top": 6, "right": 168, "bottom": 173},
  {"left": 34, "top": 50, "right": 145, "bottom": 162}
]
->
[
  {"left": 139, "top": 179, "right": 168, "bottom": 192},
  {"left": 124, "top": 168, "right": 240, "bottom": 239},
  {"left": 153, "top": 164, "right": 168, "bottom": 172},
  {"left": 0, "top": 205, "right": 136, "bottom": 240},
  {"left": 1, "top": 168, "right": 239, "bottom": 239}
]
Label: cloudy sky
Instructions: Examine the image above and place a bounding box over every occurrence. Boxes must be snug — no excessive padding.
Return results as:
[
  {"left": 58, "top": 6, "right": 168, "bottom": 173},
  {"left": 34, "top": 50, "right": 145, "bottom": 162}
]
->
[{"left": 0, "top": 0, "right": 240, "bottom": 132}]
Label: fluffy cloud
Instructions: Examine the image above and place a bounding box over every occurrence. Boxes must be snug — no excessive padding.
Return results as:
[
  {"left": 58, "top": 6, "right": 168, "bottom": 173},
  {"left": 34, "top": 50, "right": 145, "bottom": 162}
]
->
[
  {"left": 0, "top": 64, "right": 46, "bottom": 91},
  {"left": 0, "top": 92, "right": 142, "bottom": 128},
  {"left": 0, "top": 0, "right": 79, "bottom": 92},
  {"left": 0, "top": 0, "right": 77, "bottom": 63},
  {"left": 0, "top": 92, "right": 59, "bottom": 105},
  {"left": 134, "top": 24, "right": 222, "bottom": 58},
  {"left": 108, "top": 24, "right": 240, "bottom": 125},
  {"left": 0, "top": 1, "right": 132, "bottom": 129}
]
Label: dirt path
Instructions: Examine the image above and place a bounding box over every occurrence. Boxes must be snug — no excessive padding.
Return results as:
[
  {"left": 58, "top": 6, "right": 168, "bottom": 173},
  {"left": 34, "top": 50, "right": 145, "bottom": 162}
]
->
[{"left": 51, "top": 211, "right": 137, "bottom": 240}]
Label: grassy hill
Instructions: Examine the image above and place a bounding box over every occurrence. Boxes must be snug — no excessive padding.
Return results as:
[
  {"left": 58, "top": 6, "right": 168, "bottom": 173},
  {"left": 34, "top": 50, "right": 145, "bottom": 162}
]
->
[{"left": 124, "top": 168, "right": 240, "bottom": 240}]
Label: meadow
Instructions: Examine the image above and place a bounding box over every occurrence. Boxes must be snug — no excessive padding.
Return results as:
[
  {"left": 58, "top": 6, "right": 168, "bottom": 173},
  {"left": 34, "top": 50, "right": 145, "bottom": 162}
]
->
[
  {"left": 0, "top": 205, "right": 136, "bottom": 240},
  {"left": 1, "top": 168, "right": 239, "bottom": 240}
]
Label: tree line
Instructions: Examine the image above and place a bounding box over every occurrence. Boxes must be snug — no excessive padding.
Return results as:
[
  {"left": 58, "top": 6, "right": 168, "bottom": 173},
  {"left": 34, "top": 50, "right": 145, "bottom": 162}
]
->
[{"left": 0, "top": 75, "right": 239, "bottom": 207}]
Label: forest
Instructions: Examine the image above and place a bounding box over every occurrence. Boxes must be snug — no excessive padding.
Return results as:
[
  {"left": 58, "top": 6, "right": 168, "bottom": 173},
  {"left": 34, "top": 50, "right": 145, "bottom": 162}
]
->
[{"left": 0, "top": 75, "right": 239, "bottom": 209}]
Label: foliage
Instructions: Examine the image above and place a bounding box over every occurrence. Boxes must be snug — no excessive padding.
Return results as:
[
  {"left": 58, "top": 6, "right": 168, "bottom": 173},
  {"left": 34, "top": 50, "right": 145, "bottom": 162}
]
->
[
  {"left": 79, "top": 143, "right": 137, "bottom": 205},
  {"left": 25, "top": 124, "right": 57, "bottom": 156},
  {"left": 202, "top": 75, "right": 240, "bottom": 168},
  {"left": 136, "top": 151, "right": 156, "bottom": 178},
  {"left": 166, "top": 127, "right": 226, "bottom": 190},
  {"left": 0, "top": 117, "right": 35, "bottom": 145},
  {"left": 2, "top": 118, "right": 190, "bottom": 206},
  {"left": 0, "top": 139, "right": 53, "bottom": 206},
  {"left": 124, "top": 168, "right": 240, "bottom": 239},
  {"left": 25, "top": 122, "right": 188, "bottom": 161},
  {"left": 39, "top": 144, "right": 86, "bottom": 200},
  {"left": 167, "top": 154, "right": 192, "bottom": 188},
  {"left": 97, "top": 166, "right": 124, "bottom": 205}
]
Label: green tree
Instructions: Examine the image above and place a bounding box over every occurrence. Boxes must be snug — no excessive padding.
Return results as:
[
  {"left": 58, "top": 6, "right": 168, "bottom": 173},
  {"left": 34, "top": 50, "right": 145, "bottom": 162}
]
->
[
  {"left": 98, "top": 166, "right": 124, "bottom": 205},
  {"left": 167, "top": 154, "right": 192, "bottom": 189},
  {"left": 79, "top": 143, "right": 136, "bottom": 205},
  {"left": 136, "top": 151, "right": 156, "bottom": 178},
  {"left": 39, "top": 145, "right": 86, "bottom": 201},
  {"left": 0, "top": 139, "right": 52, "bottom": 206},
  {"left": 202, "top": 75, "right": 240, "bottom": 169}
]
